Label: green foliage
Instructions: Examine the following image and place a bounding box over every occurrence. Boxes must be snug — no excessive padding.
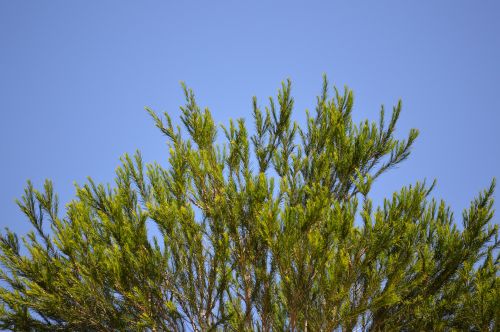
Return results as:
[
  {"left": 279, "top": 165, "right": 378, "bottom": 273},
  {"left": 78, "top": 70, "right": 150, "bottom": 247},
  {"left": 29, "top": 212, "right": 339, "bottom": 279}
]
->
[{"left": 1, "top": 77, "right": 498, "bottom": 331}]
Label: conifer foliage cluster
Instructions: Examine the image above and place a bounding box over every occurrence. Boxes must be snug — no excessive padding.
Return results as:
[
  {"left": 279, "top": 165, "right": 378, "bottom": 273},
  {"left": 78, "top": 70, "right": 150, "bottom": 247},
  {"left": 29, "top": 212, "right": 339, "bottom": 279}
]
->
[{"left": 0, "top": 77, "right": 498, "bottom": 331}]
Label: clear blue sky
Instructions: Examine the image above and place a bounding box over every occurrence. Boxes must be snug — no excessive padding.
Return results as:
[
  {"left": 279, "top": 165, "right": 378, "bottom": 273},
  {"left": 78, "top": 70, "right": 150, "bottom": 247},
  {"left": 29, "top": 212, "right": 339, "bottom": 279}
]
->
[{"left": 1, "top": 1, "right": 499, "bottom": 236}]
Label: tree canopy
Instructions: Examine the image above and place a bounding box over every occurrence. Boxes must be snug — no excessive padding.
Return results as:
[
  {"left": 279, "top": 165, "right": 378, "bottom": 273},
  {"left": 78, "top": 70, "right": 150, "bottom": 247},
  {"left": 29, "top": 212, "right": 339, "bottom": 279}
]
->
[{"left": 1, "top": 77, "right": 498, "bottom": 331}]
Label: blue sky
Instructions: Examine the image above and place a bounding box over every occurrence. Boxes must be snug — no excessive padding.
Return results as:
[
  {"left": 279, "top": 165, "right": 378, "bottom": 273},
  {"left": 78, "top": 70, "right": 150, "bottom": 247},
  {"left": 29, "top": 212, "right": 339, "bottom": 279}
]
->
[{"left": 1, "top": 1, "right": 499, "bottom": 236}]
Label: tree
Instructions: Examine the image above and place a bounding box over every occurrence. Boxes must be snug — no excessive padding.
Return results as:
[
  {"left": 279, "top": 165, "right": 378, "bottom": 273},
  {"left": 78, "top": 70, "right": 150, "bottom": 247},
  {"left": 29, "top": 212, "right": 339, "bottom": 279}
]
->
[{"left": 0, "top": 77, "right": 498, "bottom": 331}]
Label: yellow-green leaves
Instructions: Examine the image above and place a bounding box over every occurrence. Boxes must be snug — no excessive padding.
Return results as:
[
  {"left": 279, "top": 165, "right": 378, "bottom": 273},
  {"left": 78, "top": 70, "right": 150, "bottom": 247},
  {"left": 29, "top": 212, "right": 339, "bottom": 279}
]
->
[{"left": 0, "top": 77, "right": 497, "bottom": 331}]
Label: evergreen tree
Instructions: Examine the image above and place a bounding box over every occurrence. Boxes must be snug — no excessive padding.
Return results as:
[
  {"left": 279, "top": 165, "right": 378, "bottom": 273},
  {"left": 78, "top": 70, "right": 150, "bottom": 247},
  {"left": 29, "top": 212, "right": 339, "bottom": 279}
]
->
[{"left": 0, "top": 77, "right": 498, "bottom": 331}]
